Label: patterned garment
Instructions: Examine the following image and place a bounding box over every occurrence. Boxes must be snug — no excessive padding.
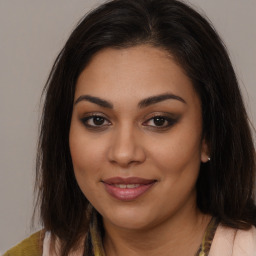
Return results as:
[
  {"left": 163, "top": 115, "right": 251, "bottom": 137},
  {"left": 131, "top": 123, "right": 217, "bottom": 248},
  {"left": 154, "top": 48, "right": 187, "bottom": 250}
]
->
[{"left": 195, "top": 217, "right": 219, "bottom": 256}]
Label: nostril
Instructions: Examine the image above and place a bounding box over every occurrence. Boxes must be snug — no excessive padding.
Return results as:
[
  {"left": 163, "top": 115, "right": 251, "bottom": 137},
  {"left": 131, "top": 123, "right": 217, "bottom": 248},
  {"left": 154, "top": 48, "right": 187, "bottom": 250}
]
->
[
  {"left": 108, "top": 147, "right": 146, "bottom": 167},
  {"left": 107, "top": 130, "right": 146, "bottom": 166}
]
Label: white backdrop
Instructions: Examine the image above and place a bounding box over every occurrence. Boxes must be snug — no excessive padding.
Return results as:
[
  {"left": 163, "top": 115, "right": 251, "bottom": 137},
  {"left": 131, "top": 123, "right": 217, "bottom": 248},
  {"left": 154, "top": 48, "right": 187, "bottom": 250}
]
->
[{"left": 0, "top": 0, "right": 255, "bottom": 253}]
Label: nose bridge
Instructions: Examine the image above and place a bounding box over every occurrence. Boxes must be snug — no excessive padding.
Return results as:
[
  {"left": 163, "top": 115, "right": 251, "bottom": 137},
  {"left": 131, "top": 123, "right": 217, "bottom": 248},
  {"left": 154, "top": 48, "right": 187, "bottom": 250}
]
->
[{"left": 108, "top": 122, "right": 145, "bottom": 166}]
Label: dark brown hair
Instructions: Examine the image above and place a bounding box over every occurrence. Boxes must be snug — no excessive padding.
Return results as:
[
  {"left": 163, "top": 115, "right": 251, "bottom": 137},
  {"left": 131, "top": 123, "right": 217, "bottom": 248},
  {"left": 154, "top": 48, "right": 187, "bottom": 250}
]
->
[{"left": 36, "top": 0, "right": 256, "bottom": 255}]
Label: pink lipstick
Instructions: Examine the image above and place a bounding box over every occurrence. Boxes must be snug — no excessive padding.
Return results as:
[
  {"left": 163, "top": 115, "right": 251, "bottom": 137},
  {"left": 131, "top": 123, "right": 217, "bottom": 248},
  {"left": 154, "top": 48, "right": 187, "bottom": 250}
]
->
[{"left": 102, "top": 177, "right": 156, "bottom": 201}]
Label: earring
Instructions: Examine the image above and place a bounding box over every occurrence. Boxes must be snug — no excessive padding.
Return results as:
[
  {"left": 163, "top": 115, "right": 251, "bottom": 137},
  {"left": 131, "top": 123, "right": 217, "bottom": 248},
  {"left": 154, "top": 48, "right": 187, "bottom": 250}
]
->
[{"left": 208, "top": 157, "right": 211, "bottom": 161}]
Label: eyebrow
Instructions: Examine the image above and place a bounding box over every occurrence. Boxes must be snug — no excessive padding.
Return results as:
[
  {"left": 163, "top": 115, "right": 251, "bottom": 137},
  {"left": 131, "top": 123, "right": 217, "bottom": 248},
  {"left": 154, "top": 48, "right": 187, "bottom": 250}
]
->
[
  {"left": 138, "top": 93, "right": 186, "bottom": 108},
  {"left": 74, "top": 95, "right": 113, "bottom": 108},
  {"left": 74, "top": 93, "right": 186, "bottom": 108}
]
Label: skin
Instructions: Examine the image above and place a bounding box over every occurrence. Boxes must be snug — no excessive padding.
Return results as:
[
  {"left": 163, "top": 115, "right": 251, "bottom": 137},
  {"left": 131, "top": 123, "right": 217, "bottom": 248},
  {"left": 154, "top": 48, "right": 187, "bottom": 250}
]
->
[{"left": 69, "top": 45, "right": 211, "bottom": 256}]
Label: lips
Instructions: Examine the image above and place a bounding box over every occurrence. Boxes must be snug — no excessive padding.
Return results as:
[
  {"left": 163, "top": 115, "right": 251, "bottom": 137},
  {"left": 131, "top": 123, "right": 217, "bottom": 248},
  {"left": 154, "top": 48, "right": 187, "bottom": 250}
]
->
[{"left": 102, "top": 177, "right": 156, "bottom": 201}]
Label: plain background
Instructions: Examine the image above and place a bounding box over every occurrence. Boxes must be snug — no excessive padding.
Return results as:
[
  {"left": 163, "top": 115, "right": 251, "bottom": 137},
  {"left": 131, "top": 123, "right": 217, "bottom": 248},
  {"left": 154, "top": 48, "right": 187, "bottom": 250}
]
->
[{"left": 0, "top": 0, "right": 255, "bottom": 253}]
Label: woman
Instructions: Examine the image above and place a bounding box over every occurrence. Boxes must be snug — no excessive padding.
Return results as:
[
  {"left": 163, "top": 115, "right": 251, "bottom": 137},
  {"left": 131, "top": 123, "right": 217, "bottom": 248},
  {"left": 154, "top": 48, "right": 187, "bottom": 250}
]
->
[{"left": 4, "top": 0, "right": 256, "bottom": 255}]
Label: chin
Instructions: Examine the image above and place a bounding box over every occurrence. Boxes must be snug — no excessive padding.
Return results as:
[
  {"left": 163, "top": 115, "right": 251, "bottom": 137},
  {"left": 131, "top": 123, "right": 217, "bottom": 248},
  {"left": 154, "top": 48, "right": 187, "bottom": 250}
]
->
[{"left": 101, "top": 205, "right": 160, "bottom": 231}]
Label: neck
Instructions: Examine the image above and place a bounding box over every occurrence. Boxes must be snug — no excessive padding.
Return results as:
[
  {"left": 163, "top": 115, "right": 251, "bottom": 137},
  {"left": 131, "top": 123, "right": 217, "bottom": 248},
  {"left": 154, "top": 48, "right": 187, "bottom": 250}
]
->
[{"left": 103, "top": 206, "right": 211, "bottom": 256}]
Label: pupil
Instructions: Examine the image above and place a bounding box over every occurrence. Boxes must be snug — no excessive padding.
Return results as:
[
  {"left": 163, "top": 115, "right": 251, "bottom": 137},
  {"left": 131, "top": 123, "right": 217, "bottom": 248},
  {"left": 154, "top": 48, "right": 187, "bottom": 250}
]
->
[
  {"left": 93, "top": 117, "right": 104, "bottom": 125},
  {"left": 154, "top": 117, "right": 165, "bottom": 126}
]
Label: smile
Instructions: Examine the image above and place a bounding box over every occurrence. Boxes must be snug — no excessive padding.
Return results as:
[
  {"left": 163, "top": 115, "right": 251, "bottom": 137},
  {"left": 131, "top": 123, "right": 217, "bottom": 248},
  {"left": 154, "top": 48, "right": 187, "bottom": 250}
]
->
[
  {"left": 113, "top": 184, "right": 140, "bottom": 188},
  {"left": 102, "top": 177, "right": 156, "bottom": 201}
]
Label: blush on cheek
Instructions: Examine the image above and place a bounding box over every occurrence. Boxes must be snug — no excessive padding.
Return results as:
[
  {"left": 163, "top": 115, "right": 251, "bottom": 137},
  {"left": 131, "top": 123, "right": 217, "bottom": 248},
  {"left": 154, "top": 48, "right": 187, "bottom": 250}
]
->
[
  {"left": 70, "top": 138, "right": 105, "bottom": 178},
  {"left": 70, "top": 132, "right": 92, "bottom": 160},
  {"left": 153, "top": 143, "right": 201, "bottom": 178}
]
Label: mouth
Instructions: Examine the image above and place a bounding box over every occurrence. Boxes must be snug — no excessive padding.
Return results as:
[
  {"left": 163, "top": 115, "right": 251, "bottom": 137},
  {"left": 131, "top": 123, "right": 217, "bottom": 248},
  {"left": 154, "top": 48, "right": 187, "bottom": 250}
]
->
[{"left": 102, "top": 177, "right": 157, "bottom": 201}]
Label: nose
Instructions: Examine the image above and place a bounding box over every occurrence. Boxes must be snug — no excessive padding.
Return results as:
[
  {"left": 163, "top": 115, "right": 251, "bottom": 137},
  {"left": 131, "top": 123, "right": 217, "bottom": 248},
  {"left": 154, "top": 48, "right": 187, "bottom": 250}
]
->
[{"left": 107, "top": 125, "right": 146, "bottom": 168}]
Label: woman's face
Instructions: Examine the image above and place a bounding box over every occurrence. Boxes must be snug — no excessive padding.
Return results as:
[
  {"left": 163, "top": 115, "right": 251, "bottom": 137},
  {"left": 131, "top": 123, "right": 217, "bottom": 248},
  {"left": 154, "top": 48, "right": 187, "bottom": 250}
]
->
[{"left": 69, "top": 45, "right": 209, "bottom": 231}]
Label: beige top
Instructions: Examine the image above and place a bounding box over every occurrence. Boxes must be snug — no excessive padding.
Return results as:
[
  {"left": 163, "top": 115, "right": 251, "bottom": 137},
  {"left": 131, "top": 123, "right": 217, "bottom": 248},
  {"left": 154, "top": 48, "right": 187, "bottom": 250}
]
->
[{"left": 209, "top": 225, "right": 256, "bottom": 256}]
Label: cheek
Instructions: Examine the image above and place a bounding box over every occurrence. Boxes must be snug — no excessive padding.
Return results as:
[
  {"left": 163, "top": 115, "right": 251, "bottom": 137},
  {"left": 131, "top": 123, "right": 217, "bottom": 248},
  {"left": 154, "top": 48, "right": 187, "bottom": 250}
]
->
[
  {"left": 148, "top": 132, "right": 202, "bottom": 210},
  {"left": 150, "top": 129, "right": 202, "bottom": 174},
  {"left": 69, "top": 138, "right": 104, "bottom": 204},
  {"left": 69, "top": 123, "right": 107, "bottom": 191},
  {"left": 70, "top": 137, "right": 103, "bottom": 172}
]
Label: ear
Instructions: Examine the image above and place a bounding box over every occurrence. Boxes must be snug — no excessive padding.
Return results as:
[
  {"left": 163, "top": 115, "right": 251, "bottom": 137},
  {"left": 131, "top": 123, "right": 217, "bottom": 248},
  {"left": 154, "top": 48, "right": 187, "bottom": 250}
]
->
[{"left": 201, "top": 138, "right": 210, "bottom": 163}]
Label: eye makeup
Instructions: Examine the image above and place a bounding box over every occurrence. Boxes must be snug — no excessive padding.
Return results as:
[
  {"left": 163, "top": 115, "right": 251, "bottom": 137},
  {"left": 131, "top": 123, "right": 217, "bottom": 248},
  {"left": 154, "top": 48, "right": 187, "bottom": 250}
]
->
[
  {"left": 142, "top": 112, "right": 180, "bottom": 131},
  {"left": 79, "top": 111, "right": 180, "bottom": 132},
  {"left": 80, "top": 112, "right": 111, "bottom": 131}
]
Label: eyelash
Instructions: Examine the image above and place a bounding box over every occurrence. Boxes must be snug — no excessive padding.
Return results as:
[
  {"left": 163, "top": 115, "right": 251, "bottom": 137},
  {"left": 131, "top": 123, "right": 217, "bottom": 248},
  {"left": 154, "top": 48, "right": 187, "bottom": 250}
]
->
[
  {"left": 80, "top": 113, "right": 178, "bottom": 130},
  {"left": 142, "top": 115, "right": 177, "bottom": 129},
  {"left": 81, "top": 114, "right": 111, "bottom": 129}
]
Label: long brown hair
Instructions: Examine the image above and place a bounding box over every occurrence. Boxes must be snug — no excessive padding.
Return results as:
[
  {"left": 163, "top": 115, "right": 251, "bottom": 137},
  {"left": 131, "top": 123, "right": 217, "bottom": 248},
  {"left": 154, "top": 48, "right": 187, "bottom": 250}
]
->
[{"left": 35, "top": 0, "right": 256, "bottom": 255}]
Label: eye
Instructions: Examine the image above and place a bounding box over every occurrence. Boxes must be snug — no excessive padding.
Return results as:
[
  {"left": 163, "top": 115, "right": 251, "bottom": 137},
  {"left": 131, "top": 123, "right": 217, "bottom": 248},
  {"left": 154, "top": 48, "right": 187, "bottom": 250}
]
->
[
  {"left": 143, "top": 115, "right": 177, "bottom": 129},
  {"left": 81, "top": 114, "right": 111, "bottom": 128}
]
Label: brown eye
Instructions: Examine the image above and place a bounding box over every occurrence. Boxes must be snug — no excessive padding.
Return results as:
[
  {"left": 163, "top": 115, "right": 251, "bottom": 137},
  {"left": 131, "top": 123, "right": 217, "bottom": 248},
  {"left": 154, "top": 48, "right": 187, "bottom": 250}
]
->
[
  {"left": 152, "top": 117, "right": 166, "bottom": 126},
  {"left": 143, "top": 115, "right": 177, "bottom": 129},
  {"left": 81, "top": 115, "right": 111, "bottom": 128},
  {"left": 92, "top": 116, "right": 105, "bottom": 126}
]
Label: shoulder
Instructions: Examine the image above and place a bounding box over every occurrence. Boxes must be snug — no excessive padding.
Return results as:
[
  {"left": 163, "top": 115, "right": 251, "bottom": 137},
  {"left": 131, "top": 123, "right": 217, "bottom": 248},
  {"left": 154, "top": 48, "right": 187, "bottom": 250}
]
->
[
  {"left": 233, "top": 226, "right": 256, "bottom": 255},
  {"left": 3, "top": 230, "right": 44, "bottom": 256},
  {"left": 210, "top": 224, "right": 256, "bottom": 256}
]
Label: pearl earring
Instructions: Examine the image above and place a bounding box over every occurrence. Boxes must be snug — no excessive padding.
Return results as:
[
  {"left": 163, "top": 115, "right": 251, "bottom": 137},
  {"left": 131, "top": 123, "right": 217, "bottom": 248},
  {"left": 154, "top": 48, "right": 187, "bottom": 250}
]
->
[{"left": 208, "top": 157, "right": 211, "bottom": 161}]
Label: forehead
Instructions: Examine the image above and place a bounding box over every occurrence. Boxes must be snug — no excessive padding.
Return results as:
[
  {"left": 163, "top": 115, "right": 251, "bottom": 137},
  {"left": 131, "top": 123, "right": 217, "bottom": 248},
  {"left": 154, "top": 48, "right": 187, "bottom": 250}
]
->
[{"left": 75, "top": 45, "right": 199, "bottom": 106}]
